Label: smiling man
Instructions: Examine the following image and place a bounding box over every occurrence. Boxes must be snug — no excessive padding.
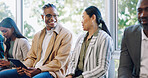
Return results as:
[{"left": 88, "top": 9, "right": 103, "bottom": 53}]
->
[
  {"left": 118, "top": 0, "right": 148, "bottom": 78},
  {"left": 0, "top": 3, "right": 72, "bottom": 78}
]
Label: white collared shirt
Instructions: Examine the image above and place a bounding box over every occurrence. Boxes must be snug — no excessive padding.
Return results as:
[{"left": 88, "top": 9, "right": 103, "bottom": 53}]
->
[
  {"left": 35, "top": 29, "right": 53, "bottom": 68},
  {"left": 140, "top": 29, "right": 148, "bottom": 77}
]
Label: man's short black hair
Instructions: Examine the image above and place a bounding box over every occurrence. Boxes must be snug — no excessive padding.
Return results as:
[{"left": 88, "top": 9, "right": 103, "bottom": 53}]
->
[{"left": 42, "top": 3, "right": 56, "bottom": 10}]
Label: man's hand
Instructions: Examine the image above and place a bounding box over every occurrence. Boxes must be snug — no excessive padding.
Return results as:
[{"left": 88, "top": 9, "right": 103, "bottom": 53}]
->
[
  {"left": 0, "top": 59, "right": 10, "bottom": 67},
  {"left": 66, "top": 75, "right": 73, "bottom": 78},
  {"left": 23, "top": 67, "right": 41, "bottom": 78},
  {"left": 16, "top": 67, "right": 25, "bottom": 76}
]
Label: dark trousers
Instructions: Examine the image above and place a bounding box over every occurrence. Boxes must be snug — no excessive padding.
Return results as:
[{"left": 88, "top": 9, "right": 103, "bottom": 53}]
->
[{"left": 74, "top": 69, "right": 83, "bottom": 77}]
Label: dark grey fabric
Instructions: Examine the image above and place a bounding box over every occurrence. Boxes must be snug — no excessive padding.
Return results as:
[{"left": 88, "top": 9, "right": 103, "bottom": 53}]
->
[{"left": 118, "top": 25, "right": 142, "bottom": 78}]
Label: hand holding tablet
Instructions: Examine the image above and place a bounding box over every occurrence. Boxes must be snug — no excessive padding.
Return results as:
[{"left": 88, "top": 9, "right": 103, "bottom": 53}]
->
[{"left": 8, "top": 58, "right": 28, "bottom": 69}]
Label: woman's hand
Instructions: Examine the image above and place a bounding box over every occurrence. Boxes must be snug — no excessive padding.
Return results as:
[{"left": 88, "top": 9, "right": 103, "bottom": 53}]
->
[
  {"left": 23, "top": 67, "right": 41, "bottom": 78},
  {"left": 0, "top": 59, "right": 10, "bottom": 67}
]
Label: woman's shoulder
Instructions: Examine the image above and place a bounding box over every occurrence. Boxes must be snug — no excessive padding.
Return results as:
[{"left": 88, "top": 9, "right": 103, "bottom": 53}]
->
[
  {"left": 79, "top": 34, "right": 86, "bottom": 38},
  {"left": 97, "top": 30, "right": 112, "bottom": 40},
  {"left": 77, "top": 34, "right": 86, "bottom": 41},
  {"left": 16, "top": 38, "right": 28, "bottom": 44}
]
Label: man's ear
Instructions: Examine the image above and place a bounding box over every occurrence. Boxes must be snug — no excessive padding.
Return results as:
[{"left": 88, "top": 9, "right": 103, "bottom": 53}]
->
[{"left": 41, "top": 15, "right": 44, "bottom": 20}]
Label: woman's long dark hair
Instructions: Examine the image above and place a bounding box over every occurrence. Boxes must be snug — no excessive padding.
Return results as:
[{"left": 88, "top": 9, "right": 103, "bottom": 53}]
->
[
  {"left": 0, "top": 17, "right": 26, "bottom": 58},
  {"left": 85, "top": 6, "right": 111, "bottom": 36}
]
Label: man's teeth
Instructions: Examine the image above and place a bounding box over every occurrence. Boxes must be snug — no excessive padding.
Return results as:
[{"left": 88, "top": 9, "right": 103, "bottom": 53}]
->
[{"left": 49, "top": 22, "right": 54, "bottom": 23}]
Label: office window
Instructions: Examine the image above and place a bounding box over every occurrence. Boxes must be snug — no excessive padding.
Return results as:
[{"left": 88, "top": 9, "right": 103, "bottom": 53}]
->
[
  {"left": 0, "top": 0, "right": 16, "bottom": 35},
  {"left": 117, "top": 0, "right": 138, "bottom": 49},
  {"left": 113, "top": 0, "right": 138, "bottom": 77},
  {"left": 0, "top": 0, "right": 16, "bottom": 21}
]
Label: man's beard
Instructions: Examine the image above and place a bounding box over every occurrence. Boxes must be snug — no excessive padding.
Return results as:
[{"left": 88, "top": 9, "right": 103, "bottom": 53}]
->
[
  {"left": 46, "top": 21, "right": 57, "bottom": 29},
  {"left": 138, "top": 19, "right": 148, "bottom": 31},
  {"left": 142, "top": 24, "right": 148, "bottom": 31}
]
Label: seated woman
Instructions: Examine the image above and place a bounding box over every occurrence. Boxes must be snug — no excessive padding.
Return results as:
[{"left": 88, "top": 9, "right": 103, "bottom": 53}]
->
[
  {"left": 66, "top": 6, "right": 114, "bottom": 78},
  {"left": 0, "top": 34, "right": 4, "bottom": 59},
  {"left": 0, "top": 17, "right": 30, "bottom": 70}
]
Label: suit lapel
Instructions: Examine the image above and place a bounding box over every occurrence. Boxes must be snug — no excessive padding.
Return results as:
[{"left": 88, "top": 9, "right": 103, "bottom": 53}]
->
[
  {"left": 84, "top": 36, "right": 97, "bottom": 68},
  {"left": 128, "top": 26, "right": 142, "bottom": 76},
  {"left": 132, "top": 27, "right": 141, "bottom": 75}
]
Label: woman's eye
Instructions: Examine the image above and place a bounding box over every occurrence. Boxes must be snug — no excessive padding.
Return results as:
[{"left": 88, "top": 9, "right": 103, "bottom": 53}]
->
[{"left": 1, "top": 30, "right": 7, "bottom": 33}]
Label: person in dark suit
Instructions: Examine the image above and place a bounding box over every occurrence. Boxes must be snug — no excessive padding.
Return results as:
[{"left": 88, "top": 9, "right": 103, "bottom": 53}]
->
[{"left": 118, "top": 0, "right": 148, "bottom": 78}]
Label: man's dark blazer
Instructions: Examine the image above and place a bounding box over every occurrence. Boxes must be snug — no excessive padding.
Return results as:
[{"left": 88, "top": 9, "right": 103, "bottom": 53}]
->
[{"left": 118, "top": 24, "right": 142, "bottom": 78}]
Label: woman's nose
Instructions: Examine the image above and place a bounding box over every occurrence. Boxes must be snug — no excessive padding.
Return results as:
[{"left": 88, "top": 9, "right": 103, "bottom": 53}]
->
[{"left": 2, "top": 32, "right": 6, "bottom": 37}]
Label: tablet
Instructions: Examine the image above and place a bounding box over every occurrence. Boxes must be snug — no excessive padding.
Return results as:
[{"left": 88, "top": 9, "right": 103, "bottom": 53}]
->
[{"left": 8, "top": 58, "right": 28, "bottom": 69}]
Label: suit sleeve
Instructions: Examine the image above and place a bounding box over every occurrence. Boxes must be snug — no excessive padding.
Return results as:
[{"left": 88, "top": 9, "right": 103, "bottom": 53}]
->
[
  {"left": 118, "top": 28, "right": 134, "bottom": 78},
  {"left": 23, "top": 33, "right": 39, "bottom": 67}
]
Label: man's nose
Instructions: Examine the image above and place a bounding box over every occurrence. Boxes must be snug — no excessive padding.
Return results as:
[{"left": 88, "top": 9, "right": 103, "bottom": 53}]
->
[{"left": 50, "top": 16, "right": 56, "bottom": 21}]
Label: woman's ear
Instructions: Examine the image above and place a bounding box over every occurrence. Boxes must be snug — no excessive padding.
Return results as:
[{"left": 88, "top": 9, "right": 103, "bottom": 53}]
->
[
  {"left": 91, "top": 14, "right": 96, "bottom": 21},
  {"left": 11, "top": 27, "right": 15, "bottom": 33}
]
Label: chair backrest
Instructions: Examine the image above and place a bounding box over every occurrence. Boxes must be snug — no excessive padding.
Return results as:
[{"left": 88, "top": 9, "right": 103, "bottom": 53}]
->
[{"left": 108, "top": 58, "right": 115, "bottom": 78}]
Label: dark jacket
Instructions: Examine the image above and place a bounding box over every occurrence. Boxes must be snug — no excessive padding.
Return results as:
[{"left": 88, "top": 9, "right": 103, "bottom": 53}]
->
[{"left": 118, "top": 25, "right": 142, "bottom": 78}]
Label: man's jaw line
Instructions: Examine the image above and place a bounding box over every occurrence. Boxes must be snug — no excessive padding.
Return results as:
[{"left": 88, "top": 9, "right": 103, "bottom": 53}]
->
[{"left": 46, "top": 22, "right": 57, "bottom": 30}]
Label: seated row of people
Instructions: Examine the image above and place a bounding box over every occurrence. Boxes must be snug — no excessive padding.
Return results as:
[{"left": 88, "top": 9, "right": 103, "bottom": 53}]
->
[
  {"left": 0, "top": 0, "right": 147, "bottom": 77},
  {"left": 0, "top": 3, "right": 113, "bottom": 78}
]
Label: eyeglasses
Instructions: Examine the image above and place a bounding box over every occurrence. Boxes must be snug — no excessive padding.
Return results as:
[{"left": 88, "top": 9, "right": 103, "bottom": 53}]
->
[{"left": 44, "top": 14, "right": 59, "bottom": 19}]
